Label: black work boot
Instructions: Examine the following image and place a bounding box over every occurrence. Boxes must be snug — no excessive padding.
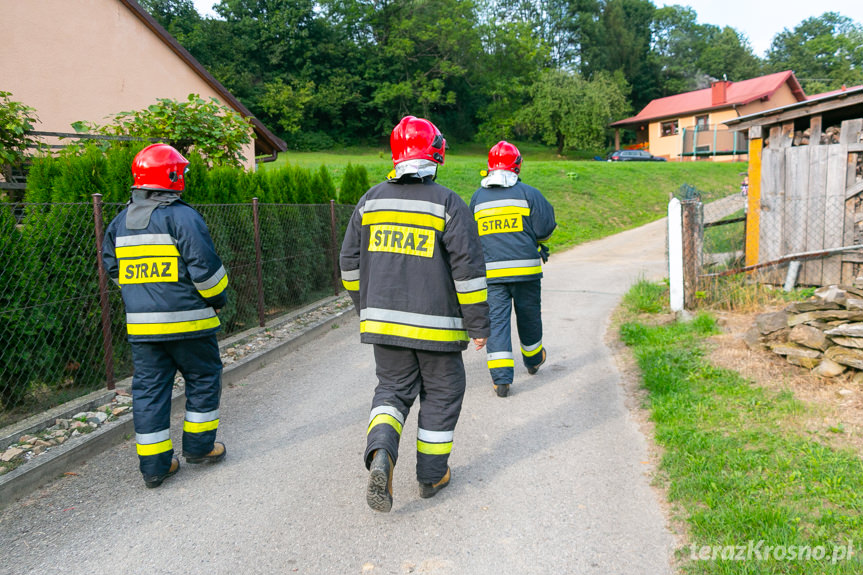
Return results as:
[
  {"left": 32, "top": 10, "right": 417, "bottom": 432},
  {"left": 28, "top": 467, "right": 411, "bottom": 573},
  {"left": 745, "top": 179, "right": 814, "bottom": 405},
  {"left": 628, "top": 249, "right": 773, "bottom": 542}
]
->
[
  {"left": 493, "top": 384, "right": 510, "bottom": 397},
  {"left": 419, "top": 467, "right": 451, "bottom": 499},
  {"left": 143, "top": 457, "right": 180, "bottom": 488},
  {"left": 184, "top": 442, "right": 226, "bottom": 464},
  {"left": 527, "top": 349, "right": 547, "bottom": 375},
  {"left": 367, "top": 449, "right": 394, "bottom": 512}
]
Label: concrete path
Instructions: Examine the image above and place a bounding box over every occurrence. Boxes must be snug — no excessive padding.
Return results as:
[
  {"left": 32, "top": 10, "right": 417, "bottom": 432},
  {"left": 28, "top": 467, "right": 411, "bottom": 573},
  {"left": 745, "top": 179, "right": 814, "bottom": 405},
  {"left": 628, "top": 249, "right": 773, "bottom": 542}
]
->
[{"left": 0, "top": 216, "right": 674, "bottom": 575}]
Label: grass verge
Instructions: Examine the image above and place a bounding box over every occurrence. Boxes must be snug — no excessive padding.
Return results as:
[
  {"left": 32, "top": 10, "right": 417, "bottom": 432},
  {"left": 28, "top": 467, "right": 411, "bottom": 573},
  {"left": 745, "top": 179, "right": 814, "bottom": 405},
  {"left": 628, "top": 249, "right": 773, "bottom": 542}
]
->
[
  {"left": 620, "top": 280, "right": 863, "bottom": 574},
  {"left": 267, "top": 149, "right": 746, "bottom": 252}
]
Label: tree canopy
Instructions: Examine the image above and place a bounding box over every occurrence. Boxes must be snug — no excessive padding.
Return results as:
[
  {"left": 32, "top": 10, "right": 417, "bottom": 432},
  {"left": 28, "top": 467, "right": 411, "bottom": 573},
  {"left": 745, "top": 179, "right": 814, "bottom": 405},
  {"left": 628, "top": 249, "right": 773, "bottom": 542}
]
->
[{"left": 139, "top": 0, "right": 863, "bottom": 153}]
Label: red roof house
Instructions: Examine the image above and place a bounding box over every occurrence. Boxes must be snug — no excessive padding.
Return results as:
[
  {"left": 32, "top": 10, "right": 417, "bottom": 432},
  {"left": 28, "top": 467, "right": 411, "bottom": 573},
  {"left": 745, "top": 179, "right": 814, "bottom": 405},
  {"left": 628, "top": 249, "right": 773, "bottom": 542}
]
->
[{"left": 610, "top": 71, "right": 807, "bottom": 161}]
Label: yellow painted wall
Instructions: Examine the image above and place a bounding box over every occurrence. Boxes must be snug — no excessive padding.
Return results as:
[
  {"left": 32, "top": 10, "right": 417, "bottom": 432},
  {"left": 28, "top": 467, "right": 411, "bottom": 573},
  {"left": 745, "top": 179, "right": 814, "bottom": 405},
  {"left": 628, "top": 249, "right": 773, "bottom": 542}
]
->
[{"left": 0, "top": 0, "right": 256, "bottom": 170}]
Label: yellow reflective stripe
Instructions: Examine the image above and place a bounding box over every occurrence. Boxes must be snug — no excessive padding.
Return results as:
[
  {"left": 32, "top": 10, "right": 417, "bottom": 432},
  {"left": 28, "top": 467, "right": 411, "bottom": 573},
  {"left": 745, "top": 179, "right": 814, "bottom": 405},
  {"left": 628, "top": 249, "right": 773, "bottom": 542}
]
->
[
  {"left": 342, "top": 279, "right": 359, "bottom": 291},
  {"left": 456, "top": 289, "right": 487, "bottom": 305},
  {"left": 417, "top": 440, "right": 452, "bottom": 455},
  {"left": 488, "top": 358, "right": 515, "bottom": 369},
  {"left": 522, "top": 344, "right": 543, "bottom": 357},
  {"left": 368, "top": 414, "right": 403, "bottom": 435},
  {"left": 486, "top": 266, "right": 542, "bottom": 279},
  {"left": 362, "top": 210, "right": 445, "bottom": 232},
  {"left": 127, "top": 316, "right": 220, "bottom": 336},
  {"left": 137, "top": 439, "right": 173, "bottom": 456},
  {"left": 183, "top": 419, "right": 220, "bottom": 433},
  {"left": 474, "top": 206, "right": 530, "bottom": 220},
  {"left": 116, "top": 245, "right": 180, "bottom": 258},
  {"left": 361, "top": 320, "right": 468, "bottom": 342},
  {"left": 198, "top": 274, "right": 228, "bottom": 298}
]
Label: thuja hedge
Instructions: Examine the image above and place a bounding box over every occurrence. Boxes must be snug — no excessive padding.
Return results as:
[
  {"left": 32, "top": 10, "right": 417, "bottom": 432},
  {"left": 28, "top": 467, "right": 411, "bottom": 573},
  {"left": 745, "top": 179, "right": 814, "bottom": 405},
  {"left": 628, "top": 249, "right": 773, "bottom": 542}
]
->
[{"left": 0, "top": 144, "right": 365, "bottom": 413}]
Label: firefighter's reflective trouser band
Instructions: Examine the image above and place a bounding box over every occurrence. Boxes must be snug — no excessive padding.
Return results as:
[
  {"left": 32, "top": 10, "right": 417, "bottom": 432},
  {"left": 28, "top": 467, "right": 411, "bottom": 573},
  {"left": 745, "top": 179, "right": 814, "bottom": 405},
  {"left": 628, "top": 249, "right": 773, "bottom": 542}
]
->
[
  {"left": 365, "top": 344, "right": 465, "bottom": 484},
  {"left": 131, "top": 336, "right": 223, "bottom": 478},
  {"left": 486, "top": 281, "right": 544, "bottom": 386}
]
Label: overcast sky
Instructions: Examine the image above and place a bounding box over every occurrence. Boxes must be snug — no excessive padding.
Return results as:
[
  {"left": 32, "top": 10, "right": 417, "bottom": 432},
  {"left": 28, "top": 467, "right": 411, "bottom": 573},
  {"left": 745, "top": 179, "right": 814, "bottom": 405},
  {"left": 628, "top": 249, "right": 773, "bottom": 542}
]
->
[{"left": 191, "top": 0, "right": 863, "bottom": 58}]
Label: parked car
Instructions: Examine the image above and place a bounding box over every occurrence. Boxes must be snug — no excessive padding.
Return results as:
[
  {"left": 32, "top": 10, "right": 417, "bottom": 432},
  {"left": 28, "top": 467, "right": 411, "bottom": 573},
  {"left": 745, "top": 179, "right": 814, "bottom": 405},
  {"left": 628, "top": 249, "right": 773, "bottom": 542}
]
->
[{"left": 606, "top": 150, "right": 667, "bottom": 162}]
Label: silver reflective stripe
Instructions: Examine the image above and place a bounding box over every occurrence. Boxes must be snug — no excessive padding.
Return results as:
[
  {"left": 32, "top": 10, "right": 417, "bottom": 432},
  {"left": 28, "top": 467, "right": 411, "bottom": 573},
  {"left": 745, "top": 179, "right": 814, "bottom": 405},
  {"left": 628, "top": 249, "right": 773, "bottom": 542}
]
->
[
  {"left": 194, "top": 266, "right": 227, "bottom": 291},
  {"left": 185, "top": 409, "right": 219, "bottom": 423},
  {"left": 364, "top": 198, "right": 446, "bottom": 219},
  {"left": 487, "top": 351, "right": 514, "bottom": 361},
  {"left": 358, "top": 205, "right": 365, "bottom": 217},
  {"left": 474, "top": 199, "right": 529, "bottom": 214},
  {"left": 110, "top": 277, "right": 120, "bottom": 287},
  {"left": 116, "top": 233, "right": 176, "bottom": 247},
  {"left": 360, "top": 307, "right": 464, "bottom": 330},
  {"left": 454, "top": 277, "right": 487, "bottom": 293},
  {"left": 417, "top": 428, "right": 454, "bottom": 443},
  {"left": 126, "top": 308, "right": 216, "bottom": 324},
  {"left": 341, "top": 268, "right": 360, "bottom": 281},
  {"left": 486, "top": 258, "right": 542, "bottom": 270},
  {"left": 521, "top": 340, "right": 542, "bottom": 352},
  {"left": 136, "top": 429, "right": 170, "bottom": 445},
  {"left": 369, "top": 405, "right": 405, "bottom": 425}
]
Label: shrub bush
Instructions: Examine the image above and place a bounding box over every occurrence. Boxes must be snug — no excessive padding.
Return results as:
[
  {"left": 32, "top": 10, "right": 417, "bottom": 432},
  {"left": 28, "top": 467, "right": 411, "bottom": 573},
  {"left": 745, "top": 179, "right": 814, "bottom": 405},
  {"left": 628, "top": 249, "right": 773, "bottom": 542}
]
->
[
  {"left": 338, "top": 164, "right": 370, "bottom": 205},
  {"left": 1, "top": 144, "right": 344, "bottom": 418}
]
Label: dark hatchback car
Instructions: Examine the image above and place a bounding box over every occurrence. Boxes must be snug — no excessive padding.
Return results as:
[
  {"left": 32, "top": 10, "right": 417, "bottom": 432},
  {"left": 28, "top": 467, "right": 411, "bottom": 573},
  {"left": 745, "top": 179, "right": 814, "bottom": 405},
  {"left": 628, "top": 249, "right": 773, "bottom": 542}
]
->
[{"left": 606, "top": 149, "right": 667, "bottom": 162}]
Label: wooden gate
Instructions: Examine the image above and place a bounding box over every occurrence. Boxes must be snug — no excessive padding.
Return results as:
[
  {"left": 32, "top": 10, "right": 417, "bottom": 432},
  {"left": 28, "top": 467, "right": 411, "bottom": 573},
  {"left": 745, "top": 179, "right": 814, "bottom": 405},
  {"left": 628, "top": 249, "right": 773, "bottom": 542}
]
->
[{"left": 758, "top": 119, "right": 863, "bottom": 286}]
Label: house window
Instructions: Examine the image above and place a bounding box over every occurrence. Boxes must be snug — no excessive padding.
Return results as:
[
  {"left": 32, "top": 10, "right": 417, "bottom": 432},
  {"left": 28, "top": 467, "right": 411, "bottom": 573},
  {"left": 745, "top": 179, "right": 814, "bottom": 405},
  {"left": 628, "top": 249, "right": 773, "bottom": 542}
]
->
[
  {"left": 661, "top": 120, "right": 678, "bottom": 137},
  {"left": 695, "top": 115, "right": 709, "bottom": 128}
]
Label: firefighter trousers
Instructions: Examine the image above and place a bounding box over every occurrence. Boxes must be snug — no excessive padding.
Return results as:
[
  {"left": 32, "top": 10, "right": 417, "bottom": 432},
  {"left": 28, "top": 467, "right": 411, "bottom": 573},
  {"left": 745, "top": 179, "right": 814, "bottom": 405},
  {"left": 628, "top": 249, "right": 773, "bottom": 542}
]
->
[
  {"left": 486, "top": 280, "right": 544, "bottom": 386},
  {"left": 365, "top": 344, "right": 465, "bottom": 484},
  {"left": 130, "top": 336, "right": 222, "bottom": 478}
]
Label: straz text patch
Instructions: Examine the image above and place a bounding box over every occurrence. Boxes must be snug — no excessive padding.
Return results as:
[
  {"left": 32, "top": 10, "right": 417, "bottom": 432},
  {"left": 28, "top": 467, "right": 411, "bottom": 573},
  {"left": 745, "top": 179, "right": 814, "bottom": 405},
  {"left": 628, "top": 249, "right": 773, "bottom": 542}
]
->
[
  {"left": 368, "top": 224, "right": 435, "bottom": 258},
  {"left": 120, "top": 257, "right": 179, "bottom": 284},
  {"left": 477, "top": 213, "right": 523, "bottom": 236}
]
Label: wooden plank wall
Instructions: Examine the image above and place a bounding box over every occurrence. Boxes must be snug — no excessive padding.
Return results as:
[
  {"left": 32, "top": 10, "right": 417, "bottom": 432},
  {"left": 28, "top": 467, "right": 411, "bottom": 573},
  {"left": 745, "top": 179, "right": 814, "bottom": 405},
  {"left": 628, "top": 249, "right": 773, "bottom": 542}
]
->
[
  {"left": 803, "top": 145, "right": 828, "bottom": 284},
  {"left": 841, "top": 119, "right": 863, "bottom": 284},
  {"left": 751, "top": 118, "right": 863, "bottom": 287},
  {"left": 783, "top": 146, "right": 809, "bottom": 267},
  {"left": 759, "top": 148, "right": 784, "bottom": 264},
  {"left": 822, "top": 145, "right": 848, "bottom": 285}
]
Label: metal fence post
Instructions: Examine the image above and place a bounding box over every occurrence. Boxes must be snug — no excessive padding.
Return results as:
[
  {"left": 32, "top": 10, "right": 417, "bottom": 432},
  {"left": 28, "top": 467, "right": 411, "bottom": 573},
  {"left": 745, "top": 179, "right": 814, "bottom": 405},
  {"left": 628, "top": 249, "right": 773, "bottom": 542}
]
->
[
  {"left": 330, "top": 199, "right": 340, "bottom": 296},
  {"left": 92, "top": 193, "right": 115, "bottom": 389},
  {"left": 252, "top": 198, "right": 266, "bottom": 327}
]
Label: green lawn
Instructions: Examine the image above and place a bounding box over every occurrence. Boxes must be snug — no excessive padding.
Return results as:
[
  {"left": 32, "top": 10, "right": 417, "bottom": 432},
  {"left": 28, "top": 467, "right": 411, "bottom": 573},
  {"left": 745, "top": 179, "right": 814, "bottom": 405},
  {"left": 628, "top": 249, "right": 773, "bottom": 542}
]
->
[
  {"left": 266, "top": 148, "right": 746, "bottom": 252},
  {"left": 621, "top": 283, "right": 863, "bottom": 574}
]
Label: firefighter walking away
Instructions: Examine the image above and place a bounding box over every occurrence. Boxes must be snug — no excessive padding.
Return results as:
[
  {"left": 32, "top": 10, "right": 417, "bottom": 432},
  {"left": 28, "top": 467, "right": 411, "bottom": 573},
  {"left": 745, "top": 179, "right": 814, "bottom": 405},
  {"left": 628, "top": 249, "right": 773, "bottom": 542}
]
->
[
  {"left": 469, "top": 141, "right": 556, "bottom": 397},
  {"left": 340, "top": 116, "right": 490, "bottom": 512},
  {"left": 102, "top": 143, "right": 229, "bottom": 488}
]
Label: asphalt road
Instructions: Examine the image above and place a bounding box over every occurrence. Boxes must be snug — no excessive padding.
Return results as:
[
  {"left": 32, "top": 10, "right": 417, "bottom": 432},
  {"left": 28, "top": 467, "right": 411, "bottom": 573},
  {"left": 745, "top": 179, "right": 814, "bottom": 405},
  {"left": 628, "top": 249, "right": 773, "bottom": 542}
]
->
[{"left": 0, "top": 216, "right": 675, "bottom": 575}]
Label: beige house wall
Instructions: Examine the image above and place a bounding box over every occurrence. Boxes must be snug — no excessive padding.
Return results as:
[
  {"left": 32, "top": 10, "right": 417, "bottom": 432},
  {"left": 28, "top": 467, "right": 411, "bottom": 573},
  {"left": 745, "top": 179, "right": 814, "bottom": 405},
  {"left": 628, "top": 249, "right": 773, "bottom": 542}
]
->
[
  {"left": 0, "top": 0, "right": 256, "bottom": 170},
  {"left": 736, "top": 83, "right": 800, "bottom": 116}
]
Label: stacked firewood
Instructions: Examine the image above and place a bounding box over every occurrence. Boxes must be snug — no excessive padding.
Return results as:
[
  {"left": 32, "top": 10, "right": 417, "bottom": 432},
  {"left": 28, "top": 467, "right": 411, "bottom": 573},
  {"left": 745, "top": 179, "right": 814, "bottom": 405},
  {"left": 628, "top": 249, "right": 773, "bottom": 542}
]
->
[
  {"left": 746, "top": 285, "right": 863, "bottom": 378},
  {"left": 788, "top": 126, "right": 843, "bottom": 146}
]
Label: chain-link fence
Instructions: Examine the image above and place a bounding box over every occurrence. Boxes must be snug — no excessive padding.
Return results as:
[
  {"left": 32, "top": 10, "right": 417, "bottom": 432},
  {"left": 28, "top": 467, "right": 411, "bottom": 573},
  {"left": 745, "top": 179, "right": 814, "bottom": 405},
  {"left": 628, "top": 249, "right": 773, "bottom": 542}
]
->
[{"left": 0, "top": 199, "right": 354, "bottom": 426}]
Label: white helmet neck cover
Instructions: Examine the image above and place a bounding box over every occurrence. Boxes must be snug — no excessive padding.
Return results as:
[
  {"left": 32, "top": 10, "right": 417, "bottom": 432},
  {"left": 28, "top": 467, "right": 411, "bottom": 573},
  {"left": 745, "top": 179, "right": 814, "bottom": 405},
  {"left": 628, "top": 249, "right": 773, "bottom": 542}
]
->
[
  {"left": 481, "top": 169, "right": 519, "bottom": 188},
  {"left": 394, "top": 159, "right": 439, "bottom": 180}
]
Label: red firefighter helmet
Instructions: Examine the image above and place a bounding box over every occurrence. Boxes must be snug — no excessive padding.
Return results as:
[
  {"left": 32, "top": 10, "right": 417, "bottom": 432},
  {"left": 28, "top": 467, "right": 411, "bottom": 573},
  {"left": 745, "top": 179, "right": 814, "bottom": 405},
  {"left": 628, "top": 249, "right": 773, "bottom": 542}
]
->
[
  {"left": 487, "top": 141, "right": 522, "bottom": 174},
  {"left": 390, "top": 116, "right": 446, "bottom": 166},
  {"left": 131, "top": 143, "right": 190, "bottom": 191}
]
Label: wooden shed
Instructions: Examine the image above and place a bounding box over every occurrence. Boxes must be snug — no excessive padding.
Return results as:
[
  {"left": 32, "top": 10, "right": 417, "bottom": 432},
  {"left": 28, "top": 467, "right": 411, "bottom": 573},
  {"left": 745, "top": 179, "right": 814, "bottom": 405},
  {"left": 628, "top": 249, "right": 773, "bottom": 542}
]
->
[{"left": 725, "top": 87, "right": 863, "bottom": 286}]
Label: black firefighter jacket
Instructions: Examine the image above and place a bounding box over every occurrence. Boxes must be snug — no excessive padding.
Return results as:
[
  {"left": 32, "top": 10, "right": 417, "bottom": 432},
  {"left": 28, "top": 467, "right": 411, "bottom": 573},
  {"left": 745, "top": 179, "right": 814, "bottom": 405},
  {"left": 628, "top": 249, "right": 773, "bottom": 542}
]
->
[
  {"left": 339, "top": 177, "right": 491, "bottom": 352},
  {"left": 102, "top": 200, "right": 228, "bottom": 342},
  {"left": 469, "top": 181, "right": 557, "bottom": 284}
]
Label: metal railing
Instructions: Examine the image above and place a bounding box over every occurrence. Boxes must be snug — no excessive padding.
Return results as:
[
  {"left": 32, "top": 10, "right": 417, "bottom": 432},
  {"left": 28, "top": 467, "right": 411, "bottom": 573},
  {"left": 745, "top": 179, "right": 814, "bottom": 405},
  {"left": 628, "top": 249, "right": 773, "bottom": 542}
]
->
[{"left": 680, "top": 125, "right": 748, "bottom": 158}]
